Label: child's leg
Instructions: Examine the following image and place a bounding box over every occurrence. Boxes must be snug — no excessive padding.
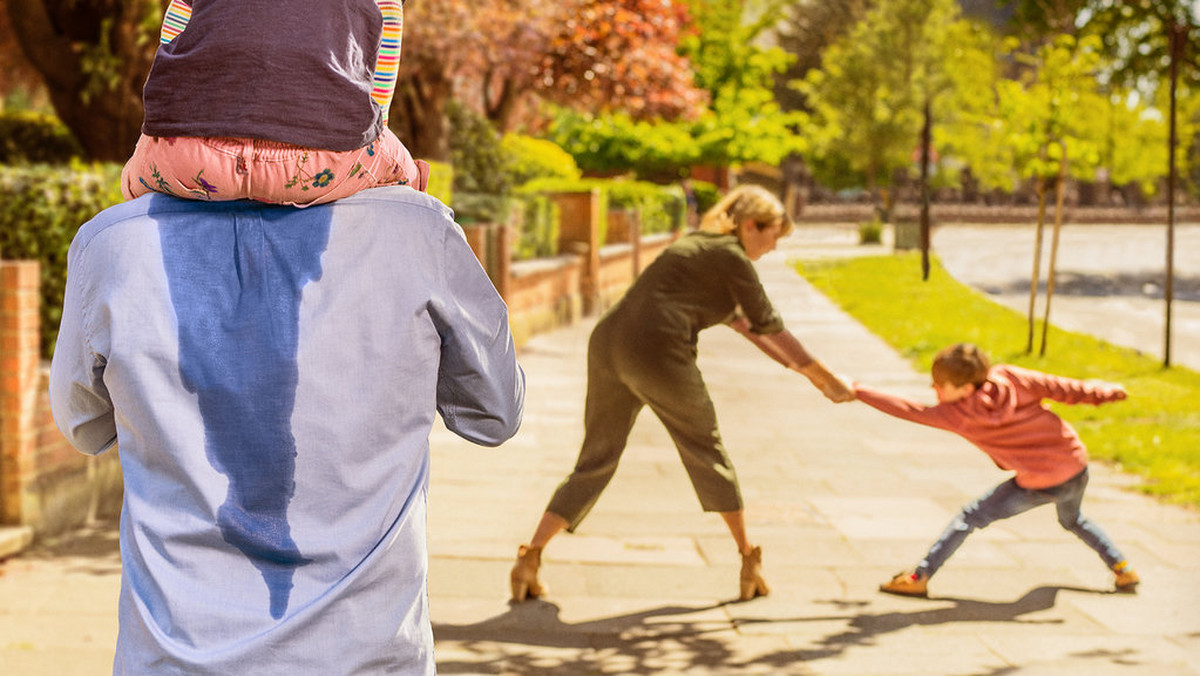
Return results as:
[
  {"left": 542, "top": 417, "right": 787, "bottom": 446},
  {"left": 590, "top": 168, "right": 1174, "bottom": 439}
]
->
[
  {"left": 123, "top": 133, "right": 426, "bottom": 205},
  {"left": 244, "top": 129, "right": 425, "bottom": 206},
  {"left": 122, "top": 135, "right": 246, "bottom": 202},
  {"left": 917, "top": 478, "right": 1051, "bottom": 578},
  {"left": 1048, "top": 468, "right": 1128, "bottom": 568}
]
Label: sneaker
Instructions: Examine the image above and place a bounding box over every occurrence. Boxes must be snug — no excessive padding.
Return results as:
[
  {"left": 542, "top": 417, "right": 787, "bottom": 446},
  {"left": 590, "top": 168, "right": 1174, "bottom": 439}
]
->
[
  {"left": 1114, "top": 568, "right": 1140, "bottom": 593},
  {"left": 880, "top": 570, "right": 928, "bottom": 598}
]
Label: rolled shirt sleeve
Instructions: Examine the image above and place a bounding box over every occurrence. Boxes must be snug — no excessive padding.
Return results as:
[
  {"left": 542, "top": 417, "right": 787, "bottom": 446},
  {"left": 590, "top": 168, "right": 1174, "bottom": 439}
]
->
[
  {"left": 430, "top": 224, "right": 525, "bottom": 446},
  {"left": 49, "top": 233, "right": 118, "bottom": 456},
  {"left": 721, "top": 246, "right": 784, "bottom": 334}
]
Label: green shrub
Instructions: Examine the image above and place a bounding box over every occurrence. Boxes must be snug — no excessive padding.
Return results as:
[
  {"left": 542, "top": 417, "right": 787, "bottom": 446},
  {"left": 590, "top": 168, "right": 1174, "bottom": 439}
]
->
[
  {"left": 549, "top": 110, "right": 700, "bottom": 179},
  {"left": 0, "top": 111, "right": 85, "bottom": 165},
  {"left": 424, "top": 159, "right": 453, "bottom": 205},
  {"left": 605, "top": 180, "right": 685, "bottom": 236},
  {"left": 0, "top": 162, "right": 124, "bottom": 358},
  {"left": 509, "top": 194, "right": 559, "bottom": 261},
  {"left": 501, "top": 134, "right": 581, "bottom": 186},
  {"left": 448, "top": 102, "right": 510, "bottom": 223},
  {"left": 518, "top": 175, "right": 685, "bottom": 245},
  {"left": 859, "top": 218, "right": 883, "bottom": 244},
  {"left": 517, "top": 177, "right": 609, "bottom": 249},
  {"left": 690, "top": 179, "right": 721, "bottom": 215}
]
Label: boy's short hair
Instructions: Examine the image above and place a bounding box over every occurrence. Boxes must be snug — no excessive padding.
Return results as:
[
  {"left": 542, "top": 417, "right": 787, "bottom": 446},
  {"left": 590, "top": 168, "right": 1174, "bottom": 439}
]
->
[{"left": 931, "top": 343, "right": 991, "bottom": 387}]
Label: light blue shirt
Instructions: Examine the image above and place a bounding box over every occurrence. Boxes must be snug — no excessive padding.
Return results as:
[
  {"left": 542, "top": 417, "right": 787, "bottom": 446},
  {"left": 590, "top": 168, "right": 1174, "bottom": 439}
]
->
[{"left": 49, "top": 187, "right": 524, "bottom": 674}]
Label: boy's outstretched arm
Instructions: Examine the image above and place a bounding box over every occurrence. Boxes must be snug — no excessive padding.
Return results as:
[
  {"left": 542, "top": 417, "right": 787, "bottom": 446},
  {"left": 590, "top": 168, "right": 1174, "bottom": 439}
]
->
[
  {"left": 1000, "top": 365, "right": 1127, "bottom": 406},
  {"left": 852, "top": 381, "right": 957, "bottom": 432}
]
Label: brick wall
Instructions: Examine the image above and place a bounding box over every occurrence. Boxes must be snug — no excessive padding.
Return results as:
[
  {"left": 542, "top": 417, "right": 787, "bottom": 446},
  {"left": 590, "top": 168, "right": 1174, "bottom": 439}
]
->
[
  {"left": 507, "top": 256, "right": 585, "bottom": 348},
  {"left": 0, "top": 260, "right": 122, "bottom": 537}
]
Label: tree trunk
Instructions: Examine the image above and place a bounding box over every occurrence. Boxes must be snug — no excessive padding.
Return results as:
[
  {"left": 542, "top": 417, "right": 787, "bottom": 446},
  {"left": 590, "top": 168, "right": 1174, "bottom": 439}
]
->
[
  {"left": 1163, "top": 22, "right": 1184, "bottom": 368},
  {"left": 919, "top": 96, "right": 932, "bottom": 281},
  {"left": 6, "top": 0, "right": 157, "bottom": 162},
  {"left": 483, "top": 70, "right": 521, "bottom": 133},
  {"left": 1039, "top": 143, "right": 1069, "bottom": 357},
  {"left": 391, "top": 69, "right": 453, "bottom": 162},
  {"left": 1026, "top": 176, "right": 1048, "bottom": 354}
]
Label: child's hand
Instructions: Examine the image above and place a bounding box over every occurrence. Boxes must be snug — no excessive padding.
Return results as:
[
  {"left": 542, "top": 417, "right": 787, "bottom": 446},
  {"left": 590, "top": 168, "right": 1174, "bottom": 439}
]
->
[{"left": 1092, "top": 381, "right": 1127, "bottom": 401}]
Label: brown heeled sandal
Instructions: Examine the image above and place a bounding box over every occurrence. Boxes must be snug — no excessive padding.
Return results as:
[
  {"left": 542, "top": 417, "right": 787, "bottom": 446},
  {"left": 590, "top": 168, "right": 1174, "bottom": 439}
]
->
[
  {"left": 510, "top": 545, "right": 546, "bottom": 602},
  {"left": 739, "top": 545, "right": 770, "bottom": 601}
]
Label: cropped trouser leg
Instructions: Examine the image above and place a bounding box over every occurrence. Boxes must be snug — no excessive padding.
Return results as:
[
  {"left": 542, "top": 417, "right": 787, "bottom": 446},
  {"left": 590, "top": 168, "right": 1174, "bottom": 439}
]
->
[
  {"left": 620, "top": 348, "right": 742, "bottom": 515},
  {"left": 545, "top": 330, "right": 742, "bottom": 531},
  {"left": 544, "top": 352, "right": 644, "bottom": 532}
]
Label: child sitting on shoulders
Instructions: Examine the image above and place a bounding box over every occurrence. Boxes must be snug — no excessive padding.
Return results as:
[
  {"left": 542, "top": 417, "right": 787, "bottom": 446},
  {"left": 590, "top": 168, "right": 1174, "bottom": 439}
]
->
[
  {"left": 122, "top": 0, "right": 427, "bottom": 207},
  {"left": 848, "top": 343, "right": 1138, "bottom": 597}
]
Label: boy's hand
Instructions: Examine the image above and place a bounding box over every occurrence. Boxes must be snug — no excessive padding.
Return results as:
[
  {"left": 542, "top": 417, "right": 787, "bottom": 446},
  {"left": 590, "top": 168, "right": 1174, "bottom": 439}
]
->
[{"left": 1092, "top": 381, "right": 1127, "bottom": 401}]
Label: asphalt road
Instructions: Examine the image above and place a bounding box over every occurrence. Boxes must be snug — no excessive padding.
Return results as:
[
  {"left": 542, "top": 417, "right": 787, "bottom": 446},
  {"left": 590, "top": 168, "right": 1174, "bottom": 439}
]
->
[{"left": 931, "top": 222, "right": 1200, "bottom": 371}]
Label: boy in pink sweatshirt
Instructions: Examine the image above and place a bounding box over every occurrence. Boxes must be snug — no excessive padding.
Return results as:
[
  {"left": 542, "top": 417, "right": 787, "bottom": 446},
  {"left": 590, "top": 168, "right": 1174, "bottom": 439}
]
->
[{"left": 851, "top": 343, "right": 1138, "bottom": 597}]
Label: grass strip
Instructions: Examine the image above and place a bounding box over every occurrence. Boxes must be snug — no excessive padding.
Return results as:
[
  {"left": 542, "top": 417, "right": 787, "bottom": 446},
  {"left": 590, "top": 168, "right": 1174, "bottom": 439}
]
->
[{"left": 795, "top": 251, "right": 1200, "bottom": 509}]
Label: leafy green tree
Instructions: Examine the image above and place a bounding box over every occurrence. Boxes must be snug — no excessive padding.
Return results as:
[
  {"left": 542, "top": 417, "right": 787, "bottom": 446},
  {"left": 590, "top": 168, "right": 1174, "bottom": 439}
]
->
[
  {"left": 549, "top": 0, "right": 807, "bottom": 179},
  {"left": 678, "top": 0, "right": 808, "bottom": 168},
  {"left": 1081, "top": 0, "right": 1200, "bottom": 366},
  {"left": 797, "top": 0, "right": 984, "bottom": 231},
  {"left": 952, "top": 35, "right": 1108, "bottom": 354},
  {"left": 1102, "top": 90, "right": 1171, "bottom": 196},
  {"left": 772, "top": 0, "right": 873, "bottom": 113}
]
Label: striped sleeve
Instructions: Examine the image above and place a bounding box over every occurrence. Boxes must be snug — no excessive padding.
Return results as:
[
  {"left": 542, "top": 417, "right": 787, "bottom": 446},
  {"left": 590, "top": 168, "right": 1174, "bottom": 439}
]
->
[
  {"left": 159, "top": 0, "right": 193, "bottom": 44},
  {"left": 371, "top": 0, "right": 403, "bottom": 123}
]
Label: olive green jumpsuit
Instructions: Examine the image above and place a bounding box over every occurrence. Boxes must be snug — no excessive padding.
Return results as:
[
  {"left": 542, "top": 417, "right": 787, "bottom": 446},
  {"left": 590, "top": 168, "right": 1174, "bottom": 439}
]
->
[{"left": 546, "top": 231, "right": 786, "bottom": 530}]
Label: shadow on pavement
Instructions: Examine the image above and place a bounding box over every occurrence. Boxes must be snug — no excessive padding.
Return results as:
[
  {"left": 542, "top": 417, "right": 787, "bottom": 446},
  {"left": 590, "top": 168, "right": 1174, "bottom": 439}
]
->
[
  {"left": 12, "top": 518, "right": 121, "bottom": 576},
  {"left": 435, "top": 600, "right": 748, "bottom": 674},
  {"left": 984, "top": 271, "right": 1200, "bottom": 302},
  {"left": 737, "top": 585, "right": 1114, "bottom": 670},
  {"left": 434, "top": 586, "right": 1117, "bottom": 674}
]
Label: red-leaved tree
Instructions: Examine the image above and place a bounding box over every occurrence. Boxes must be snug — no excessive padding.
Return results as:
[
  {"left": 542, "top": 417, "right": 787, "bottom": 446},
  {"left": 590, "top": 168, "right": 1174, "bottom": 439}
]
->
[{"left": 398, "top": 0, "right": 705, "bottom": 160}]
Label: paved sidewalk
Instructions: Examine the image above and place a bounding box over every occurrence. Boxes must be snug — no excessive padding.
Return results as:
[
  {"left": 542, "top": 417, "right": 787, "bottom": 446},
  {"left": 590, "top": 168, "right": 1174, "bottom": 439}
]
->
[
  {"left": 427, "top": 235, "right": 1200, "bottom": 674},
  {"left": 2, "top": 234, "right": 1199, "bottom": 674}
]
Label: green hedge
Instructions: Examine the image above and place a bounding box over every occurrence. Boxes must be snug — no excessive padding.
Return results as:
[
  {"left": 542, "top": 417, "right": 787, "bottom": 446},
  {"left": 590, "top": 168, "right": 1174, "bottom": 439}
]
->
[
  {"left": 509, "top": 193, "right": 559, "bottom": 261},
  {"left": 690, "top": 179, "right": 721, "bottom": 215},
  {"left": 605, "top": 180, "right": 686, "bottom": 236},
  {"left": 424, "top": 159, "right": 453, "bottom": 205},
  {"left": 502, "top": 134, "right": 581, "bottom": 185},
  {"left": 0, "top": 162, "right": 124, "bottom": 358},
  {"left": 0, "top": 111, "right": 85, "bottom": 165},
  {"left": 519, "top": 176, "right": 685, "bottom": 244}
]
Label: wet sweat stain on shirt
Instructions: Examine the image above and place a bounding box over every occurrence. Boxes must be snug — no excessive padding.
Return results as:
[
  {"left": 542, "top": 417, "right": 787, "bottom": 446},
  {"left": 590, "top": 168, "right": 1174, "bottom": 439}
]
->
[{"left": 159, "top": 206, "right": 330, "bottom": 619}]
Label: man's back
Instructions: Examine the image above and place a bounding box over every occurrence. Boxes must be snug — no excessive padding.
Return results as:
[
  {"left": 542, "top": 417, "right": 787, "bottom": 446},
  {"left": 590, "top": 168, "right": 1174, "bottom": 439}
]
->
[{"left": 50, "top": 187, "right": 524, "bottom": 674}]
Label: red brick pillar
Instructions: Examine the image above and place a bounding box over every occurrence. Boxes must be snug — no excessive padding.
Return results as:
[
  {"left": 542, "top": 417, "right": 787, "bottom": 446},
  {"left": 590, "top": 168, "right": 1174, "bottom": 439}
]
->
[
  {"left": 552, "top": 189, "right": 602, "bottom": 315},
  {"left": 462, "top": 224, "right": 488, "bottom": 268},
  {"left": 494, "top": 219, "right": 512, "bottom": 301},
  {"left": 0, "top": 261, "right": 40, "bottom": 525}
]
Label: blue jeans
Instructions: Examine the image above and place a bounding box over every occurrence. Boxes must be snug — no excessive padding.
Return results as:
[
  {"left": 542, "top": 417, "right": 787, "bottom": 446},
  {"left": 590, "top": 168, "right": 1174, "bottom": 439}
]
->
[{"left": 917, "top": 468, "right": 1125, "bottom": 578}]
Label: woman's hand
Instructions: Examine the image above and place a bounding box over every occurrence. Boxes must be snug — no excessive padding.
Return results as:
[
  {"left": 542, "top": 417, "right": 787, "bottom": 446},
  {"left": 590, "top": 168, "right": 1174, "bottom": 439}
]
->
[{"left": 797, "top": 362, "right": 856, "bottom": 403}]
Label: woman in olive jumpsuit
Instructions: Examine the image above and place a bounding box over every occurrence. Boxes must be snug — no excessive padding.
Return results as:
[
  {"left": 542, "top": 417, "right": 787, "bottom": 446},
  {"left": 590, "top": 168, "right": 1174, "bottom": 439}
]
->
[{"left": 511, "top": 185, "right": 854, "bottom": 602}]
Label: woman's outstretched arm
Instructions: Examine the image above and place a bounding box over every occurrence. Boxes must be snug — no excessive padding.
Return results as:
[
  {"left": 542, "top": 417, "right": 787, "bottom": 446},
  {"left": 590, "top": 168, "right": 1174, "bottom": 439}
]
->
[{"left": 728, "top": 317, "right": 854, "bottom": 402}]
